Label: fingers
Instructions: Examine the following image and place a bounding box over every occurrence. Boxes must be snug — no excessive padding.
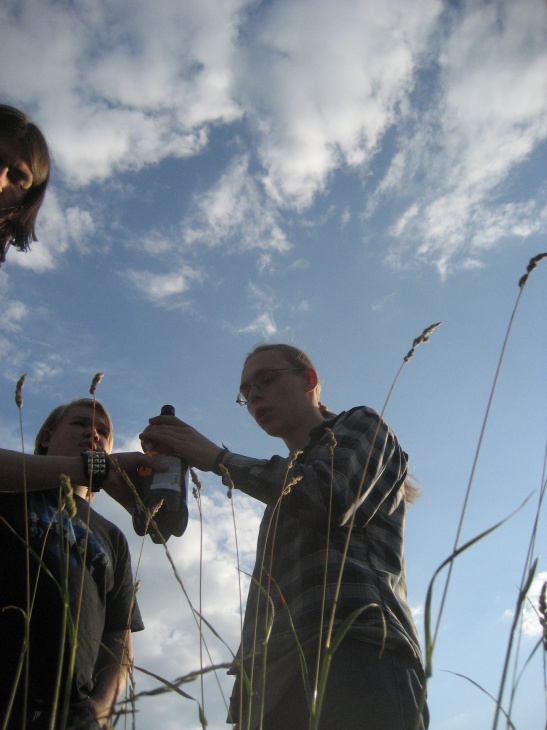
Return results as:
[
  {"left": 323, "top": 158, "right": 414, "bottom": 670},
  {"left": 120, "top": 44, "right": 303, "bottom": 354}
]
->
[{"left": 148, "top": 414, "right": 187, "bottom": 427}]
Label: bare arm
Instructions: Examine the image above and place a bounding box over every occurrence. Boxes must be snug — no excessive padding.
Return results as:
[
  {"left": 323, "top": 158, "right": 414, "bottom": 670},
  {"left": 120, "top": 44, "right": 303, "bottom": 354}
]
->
[
  {"left": 89, "top": 630, "right": 133, "bottom": 728},
  {"left": 0, "top": 449, "right": 165, "bottom": 513},
  {"left": 0, "top": 449, "right": 87, "bottom": 492}
]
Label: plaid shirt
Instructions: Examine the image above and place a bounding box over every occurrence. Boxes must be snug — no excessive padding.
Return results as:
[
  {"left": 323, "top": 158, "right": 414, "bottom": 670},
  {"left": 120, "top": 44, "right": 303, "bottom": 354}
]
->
[{"left": 223, "top": 406, "right": 424, "bottom": 670}]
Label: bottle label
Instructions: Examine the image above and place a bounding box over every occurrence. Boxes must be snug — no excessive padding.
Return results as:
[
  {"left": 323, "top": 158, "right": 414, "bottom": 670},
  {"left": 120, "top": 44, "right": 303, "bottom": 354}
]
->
[{"left": 150, "top": 455, "right": 184, "bottom": 492}]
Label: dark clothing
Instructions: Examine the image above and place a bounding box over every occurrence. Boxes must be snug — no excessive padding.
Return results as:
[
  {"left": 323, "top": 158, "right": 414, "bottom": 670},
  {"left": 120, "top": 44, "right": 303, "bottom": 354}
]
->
[
  {"left": 259, "top": 639, "right": 429, "bottom": 730},
  {"left": 222, "top": 406, "right": 428, "bottom": 729},
  {"left": 0, "top": 489, "right": 143, "bottom": 729}
]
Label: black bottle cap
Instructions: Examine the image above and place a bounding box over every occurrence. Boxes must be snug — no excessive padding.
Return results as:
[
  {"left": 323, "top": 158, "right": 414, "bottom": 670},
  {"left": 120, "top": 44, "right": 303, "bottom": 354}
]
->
[{"left": 160, "top": 404, "right": 175, "bottom": 416}]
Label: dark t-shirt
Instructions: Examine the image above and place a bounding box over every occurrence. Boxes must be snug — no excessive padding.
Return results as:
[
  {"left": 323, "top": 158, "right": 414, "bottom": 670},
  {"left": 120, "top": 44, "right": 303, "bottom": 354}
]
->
[{"left": 0, "top": 489, "right": 143, "bottom": 720}]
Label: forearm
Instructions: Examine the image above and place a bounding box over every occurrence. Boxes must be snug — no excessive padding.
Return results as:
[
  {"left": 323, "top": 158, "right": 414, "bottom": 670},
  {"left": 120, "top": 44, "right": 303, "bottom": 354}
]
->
[
  {"left": 0, "top": 449, "right": 161, "bottom": 515},
  {"left": 90, "top": 630, "right": 132, "bottom": 726},
  {"left": 0, "top": 449, "right": 86, "bottom": 492}
]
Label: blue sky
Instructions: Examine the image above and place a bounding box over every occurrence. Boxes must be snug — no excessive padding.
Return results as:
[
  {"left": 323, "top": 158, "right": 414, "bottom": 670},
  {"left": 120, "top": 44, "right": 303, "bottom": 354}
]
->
[{"left": 1, "top": 0, "right": 546, "bottom": 728}]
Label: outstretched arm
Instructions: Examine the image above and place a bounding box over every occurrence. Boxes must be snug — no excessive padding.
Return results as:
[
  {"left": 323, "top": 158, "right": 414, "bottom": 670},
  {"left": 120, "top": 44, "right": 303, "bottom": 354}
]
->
[{"left": 0, "top": 449, "right": 164, "bottom": 511}]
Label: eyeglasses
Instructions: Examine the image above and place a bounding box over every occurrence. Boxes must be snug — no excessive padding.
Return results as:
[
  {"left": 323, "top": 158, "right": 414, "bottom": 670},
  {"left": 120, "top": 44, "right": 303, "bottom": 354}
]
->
[{"left": 236, "top": 368, "right": 304, "bottom": 406}]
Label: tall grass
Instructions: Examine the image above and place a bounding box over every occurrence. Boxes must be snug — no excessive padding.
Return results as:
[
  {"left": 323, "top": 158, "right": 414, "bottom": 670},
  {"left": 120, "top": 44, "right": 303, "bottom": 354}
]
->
[{"left": 3, "top": 253, "right": 545, "bottom": 729}]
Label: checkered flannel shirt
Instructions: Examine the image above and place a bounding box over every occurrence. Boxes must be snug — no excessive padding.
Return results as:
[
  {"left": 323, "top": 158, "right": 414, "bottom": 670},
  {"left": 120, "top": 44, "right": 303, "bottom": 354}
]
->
[{"left": 222, "top": 406, "right": 424, "bottom": 671}]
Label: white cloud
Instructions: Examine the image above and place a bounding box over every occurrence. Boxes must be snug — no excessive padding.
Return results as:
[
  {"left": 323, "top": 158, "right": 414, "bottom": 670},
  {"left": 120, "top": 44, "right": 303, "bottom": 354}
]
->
[
  {"left": 521, "top": 571, "right": 547, "bottom": 639},
  {"left": 411, "top": 602, "right": 425, "bottom": 634},
  {"left": 502, "top": 571, "right": 547, "bottom": 640},
  {"left": 0, "top": 300, "right": 28, "bottom": 332},
  {"left": 0, "top": 0, "right": 245, "bottom": 184},
  {"left": 383, "top": 0, "right": 547, "bottom": 274},
  {"left": 234, "top": 313, "right": 277, "bottom": 338},
  {"left": 237, "top": 0, "right": 441, "bottom": 209},
  {"left": 4, "top": 0, "right": 544, "bottom": 281},
  {"left": 182, "top": 155, "right": 292, "bottom": 256},
  {"left": 124, "top": 267, "right": 204, "bottom": 304},
  {"left": 106, "top": 485, "right": 263, "bottom": 728},
  {"left": 10, "top": 190, "right": 94, "bottom": 272},
  {"left": 29, "top": 356, "right": 64, "bottom": 383}
]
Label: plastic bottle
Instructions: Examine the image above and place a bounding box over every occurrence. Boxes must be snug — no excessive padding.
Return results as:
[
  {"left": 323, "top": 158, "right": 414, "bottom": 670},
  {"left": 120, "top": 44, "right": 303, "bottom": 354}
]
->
[{"left": 133, "top": 405, "right": 189, "bottom": 543}]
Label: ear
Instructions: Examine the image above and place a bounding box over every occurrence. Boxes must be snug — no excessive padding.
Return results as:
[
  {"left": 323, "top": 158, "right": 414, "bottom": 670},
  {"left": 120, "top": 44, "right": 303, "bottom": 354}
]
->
[
  {"left": 304, "top": 368, "right": 318, "bottom": 392},
  {"left": 40, "top": 428, "right": 52, "bottom": 452}
]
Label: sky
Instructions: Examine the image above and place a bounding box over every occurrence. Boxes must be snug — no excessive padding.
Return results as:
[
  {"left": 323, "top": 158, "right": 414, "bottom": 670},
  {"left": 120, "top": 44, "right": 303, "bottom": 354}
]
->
[{"left": 1, "top": 0, "right": 546, "bottom": 727}]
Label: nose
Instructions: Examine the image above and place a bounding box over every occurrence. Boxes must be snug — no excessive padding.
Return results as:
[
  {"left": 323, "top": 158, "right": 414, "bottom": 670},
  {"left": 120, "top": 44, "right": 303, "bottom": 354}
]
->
[
  {"left": 247, "top": 383, "right": 263, "bottom": 406},
  {"left": 84, "top": 424, "right": 101, "bottom": 444}
]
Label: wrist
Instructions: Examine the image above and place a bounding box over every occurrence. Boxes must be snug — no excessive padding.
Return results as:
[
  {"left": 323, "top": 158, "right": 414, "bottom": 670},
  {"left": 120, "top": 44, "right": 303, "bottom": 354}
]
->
[
  {"left": 81, "top": 451, "right": 110, "bottom": 492},
  {"left": 211, "top": 447, "right": 229, "bottom": 475}
]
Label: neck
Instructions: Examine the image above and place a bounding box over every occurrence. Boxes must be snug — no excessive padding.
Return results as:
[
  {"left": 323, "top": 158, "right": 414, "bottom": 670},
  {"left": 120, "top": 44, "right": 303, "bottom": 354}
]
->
[{"left": 283, "top": 406, "right": 325, "bottom": 452}]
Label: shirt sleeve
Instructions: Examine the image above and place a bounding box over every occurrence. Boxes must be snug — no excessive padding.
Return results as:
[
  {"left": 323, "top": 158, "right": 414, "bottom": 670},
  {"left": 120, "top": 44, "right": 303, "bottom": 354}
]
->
[
  {"left": 104, "top": 527, "right": 144, "bottom": 634},
  {"left": 221, "top": 406, "right": 408, "bottom": 528}
]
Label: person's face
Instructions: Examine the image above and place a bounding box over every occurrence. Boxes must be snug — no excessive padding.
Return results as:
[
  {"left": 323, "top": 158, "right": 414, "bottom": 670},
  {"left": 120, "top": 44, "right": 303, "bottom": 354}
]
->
[
  {"left": 40, "top": 406, "right": 112, "bottom": 457},
  {"left": 239, "top": 350, "right": 313, "bottom": 440},
  {"left": 0, "top": 134, "right": 34, "bottom": 215}
]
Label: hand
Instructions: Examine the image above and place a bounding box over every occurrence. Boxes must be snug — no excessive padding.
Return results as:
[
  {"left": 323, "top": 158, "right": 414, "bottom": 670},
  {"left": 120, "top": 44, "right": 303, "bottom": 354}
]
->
[
  {"left": 141, "top": 415, "right": 223, "bottom": 472},
  {"left": 103, "top": 451, "right": 167, "bottom": 513}
]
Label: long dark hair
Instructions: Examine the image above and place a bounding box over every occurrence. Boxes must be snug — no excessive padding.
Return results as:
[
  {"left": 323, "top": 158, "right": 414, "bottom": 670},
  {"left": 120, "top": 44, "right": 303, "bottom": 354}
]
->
[{"left": 0, "top": 104, "right": 50, "bottom": 259}]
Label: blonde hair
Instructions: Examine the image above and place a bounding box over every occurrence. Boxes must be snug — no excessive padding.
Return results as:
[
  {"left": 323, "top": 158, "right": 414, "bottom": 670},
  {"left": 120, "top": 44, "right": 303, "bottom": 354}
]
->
[{"left": 34, "top": 398, "right": 114, "bottom": 455}]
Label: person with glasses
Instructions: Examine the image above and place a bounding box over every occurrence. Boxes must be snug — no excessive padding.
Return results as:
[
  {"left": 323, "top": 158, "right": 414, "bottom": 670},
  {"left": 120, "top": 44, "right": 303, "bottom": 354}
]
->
[
  {"left": 139, "top": 343, "right": 429, "bottom": 730},
  {"left": 0, "top": 104, "right": 50, "bottom": 265}
]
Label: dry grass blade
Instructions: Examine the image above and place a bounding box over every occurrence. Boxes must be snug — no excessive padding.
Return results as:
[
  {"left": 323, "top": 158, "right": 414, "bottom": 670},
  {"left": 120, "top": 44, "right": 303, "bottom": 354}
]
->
[{"left": 444, "top": 671, "right": 517, "bottom": 730}]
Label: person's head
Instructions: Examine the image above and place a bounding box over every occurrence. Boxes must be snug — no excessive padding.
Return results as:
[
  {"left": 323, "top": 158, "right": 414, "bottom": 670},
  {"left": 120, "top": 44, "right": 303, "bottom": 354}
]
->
[
  {"left": 238, "top": 344, "right": 324, "bottom": 449},
  {"left": 0, "top": 104, "right": 51, "bottom": 262},
  {"left": 34, "top": 399, "right": 114, "bottom": 457}
]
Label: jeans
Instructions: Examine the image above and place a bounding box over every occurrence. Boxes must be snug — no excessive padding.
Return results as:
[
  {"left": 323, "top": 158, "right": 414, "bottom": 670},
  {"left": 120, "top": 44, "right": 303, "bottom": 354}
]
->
[{"left": 247, "top": 639, "right": 429, "bottom": 730}]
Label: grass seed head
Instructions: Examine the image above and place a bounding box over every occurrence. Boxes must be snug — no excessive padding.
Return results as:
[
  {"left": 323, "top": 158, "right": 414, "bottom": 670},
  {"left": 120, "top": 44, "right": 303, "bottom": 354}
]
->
[
  {"left": 190, "top": 467, "right": 202, "bottom": 492},
  {"left": 404, "top": 322, "right": 442, "bottom": 362},
  {"left": 89, "top": 372, "right": 104, "bottom": 396},
  {"left": 518, "top": 252, "right": 546, "bottom": 289},
  {"left": 60, "top": 474, "right": 77, "bottom": 519},
  {"left": 15, "top": 374, "right": 26, "bottom": 409}
]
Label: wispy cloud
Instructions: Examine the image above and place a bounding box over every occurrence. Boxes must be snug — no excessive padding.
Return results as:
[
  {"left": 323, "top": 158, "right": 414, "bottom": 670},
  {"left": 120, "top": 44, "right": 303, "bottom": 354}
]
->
[
  {"left": 4, "top": 0, "right": 544, "bottom": 280},
  {"left": 382, "top": 1, "right": 547, "bottom": 275},
  {"left": 1, "top": 0, "right": 245, "bottom": 184},
  {"left": 237, "top": 0, "right": 441, "bottom": 209},
  {"left": 123, "top": 267, "right": 205, "bottom": 304},
  {"left": 234, "top": 312, "right": 277, "bottom": 338},
  {"left": 183, "top": 155, "right": 292, "bottom": 256},
  {"left": 10, "top": 191, "right": 94, "bottom": 272}
]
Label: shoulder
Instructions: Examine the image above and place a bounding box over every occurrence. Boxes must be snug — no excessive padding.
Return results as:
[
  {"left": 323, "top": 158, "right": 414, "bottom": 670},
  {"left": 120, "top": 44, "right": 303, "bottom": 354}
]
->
[
  {"left": 319, "top": 406, "right": 403, "bottom": 454},
  {"left": 324, "top": 405, "right": 384, "bottom": 432},
  {"left": 76, "top": 498, "right": 130, "bottom": 551}
]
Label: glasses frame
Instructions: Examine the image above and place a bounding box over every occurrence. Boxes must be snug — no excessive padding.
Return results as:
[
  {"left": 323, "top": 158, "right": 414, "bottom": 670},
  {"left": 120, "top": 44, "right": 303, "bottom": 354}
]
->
[{"left": 236, "top": 367, "right": 305, "bottom": 406}]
